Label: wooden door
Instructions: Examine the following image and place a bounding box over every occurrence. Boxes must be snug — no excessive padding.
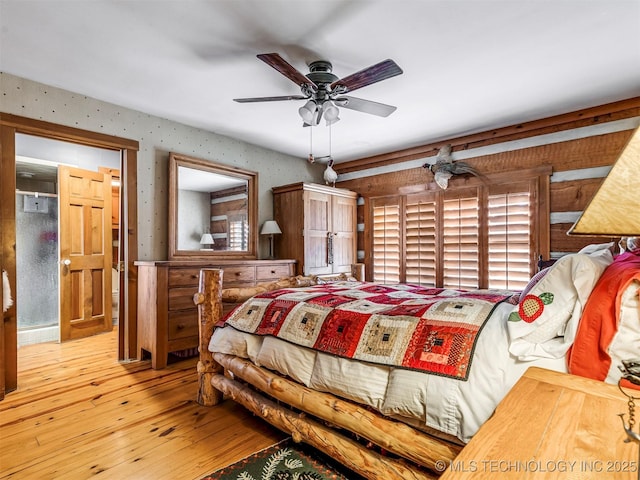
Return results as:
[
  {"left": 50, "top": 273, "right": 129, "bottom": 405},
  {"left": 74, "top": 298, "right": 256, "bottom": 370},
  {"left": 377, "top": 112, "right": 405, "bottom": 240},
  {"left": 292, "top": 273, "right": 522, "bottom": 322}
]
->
[
  {"left": 303, "top": 190, "right": 332, "bottom": 276},
  {"left": 58, "top": 166, "right": 112, "bottom": 341},
  {"left": 330, "top": 194, "right": 357, "bottom": 274}
]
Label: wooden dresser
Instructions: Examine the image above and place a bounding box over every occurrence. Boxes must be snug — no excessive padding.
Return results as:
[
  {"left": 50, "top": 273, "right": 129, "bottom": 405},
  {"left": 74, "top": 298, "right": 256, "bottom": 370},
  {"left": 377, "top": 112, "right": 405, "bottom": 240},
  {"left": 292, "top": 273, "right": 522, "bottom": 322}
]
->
[
  {"left": 440, "top": 367, "right": 638, "bottom": 479},
  {"left": 135, "top": 259, "right": 296, "bottom": 368}
]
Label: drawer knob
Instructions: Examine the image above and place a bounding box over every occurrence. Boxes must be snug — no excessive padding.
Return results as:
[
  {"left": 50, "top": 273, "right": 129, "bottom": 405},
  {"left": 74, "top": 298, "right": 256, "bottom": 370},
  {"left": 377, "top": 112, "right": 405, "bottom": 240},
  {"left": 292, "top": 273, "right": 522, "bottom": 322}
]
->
[{"left": 176, "top": 324, "right": 185, "bottom": 330}]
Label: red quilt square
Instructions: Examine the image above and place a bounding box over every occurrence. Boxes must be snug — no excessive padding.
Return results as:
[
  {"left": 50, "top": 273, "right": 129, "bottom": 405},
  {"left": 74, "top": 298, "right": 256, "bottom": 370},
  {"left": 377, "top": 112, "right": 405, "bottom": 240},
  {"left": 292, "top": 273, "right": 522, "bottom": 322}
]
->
[
  {"left": 403, "top": 321, "right": 475, "bottom": 378},
  {"left": 256, "top": 299, "right": 296, "bottom": 335},
  {"left": 358, "top": 284, "right": 397, "bottom": 294},
  {"left": 307, "top": 294, "right": 355, "bottom": 309},
  {"left": 363, "top": 294, "right": 407, "bottom": 306},
  {"left": 313, "top": 310, "right": 370, "bottom": 357},
  {"left": 383, "top": 303, "right": 432, "bottom": 317}
]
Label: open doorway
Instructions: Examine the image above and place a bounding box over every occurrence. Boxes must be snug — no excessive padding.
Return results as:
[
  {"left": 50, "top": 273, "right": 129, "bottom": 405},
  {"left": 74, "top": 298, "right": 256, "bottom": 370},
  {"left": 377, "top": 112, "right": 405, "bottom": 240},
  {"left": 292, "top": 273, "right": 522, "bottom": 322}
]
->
[
  {"left": 1, "top": 113, "right": 139, "bottom": 399},
  {"left": 15, "top": 134, "right": 120, "bottom": 346}
]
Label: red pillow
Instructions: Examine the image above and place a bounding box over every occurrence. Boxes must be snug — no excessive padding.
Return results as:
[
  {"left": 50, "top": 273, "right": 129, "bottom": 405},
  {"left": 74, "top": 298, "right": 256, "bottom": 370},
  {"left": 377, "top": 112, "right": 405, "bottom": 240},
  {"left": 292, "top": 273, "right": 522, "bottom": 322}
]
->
[{"left": 567, "top": 252, "right": 640, "bottom": 384}]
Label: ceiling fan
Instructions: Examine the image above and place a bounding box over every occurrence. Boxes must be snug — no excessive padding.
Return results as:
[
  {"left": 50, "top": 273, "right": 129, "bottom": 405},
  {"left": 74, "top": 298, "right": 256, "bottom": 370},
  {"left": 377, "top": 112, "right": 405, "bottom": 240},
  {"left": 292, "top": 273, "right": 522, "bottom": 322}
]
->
[{"left": 234, "top": 53, "right": 403, "bottom": 126}]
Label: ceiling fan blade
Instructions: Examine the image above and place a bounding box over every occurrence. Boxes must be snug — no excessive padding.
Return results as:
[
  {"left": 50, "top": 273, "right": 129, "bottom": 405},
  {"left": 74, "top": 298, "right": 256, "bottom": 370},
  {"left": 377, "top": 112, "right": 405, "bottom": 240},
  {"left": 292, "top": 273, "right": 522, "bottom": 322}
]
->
[
  {"left": 334, "top": 96, "right": 397, "bottom": 117},
  {"left": 331, "top": 59, "right": 403, "bottom": 94},
  {"left": 234, "top": 95, "right": 308, "bottom": 103},
  {"left": 257, "top": 53, "right": 317, "bottom": 90}
]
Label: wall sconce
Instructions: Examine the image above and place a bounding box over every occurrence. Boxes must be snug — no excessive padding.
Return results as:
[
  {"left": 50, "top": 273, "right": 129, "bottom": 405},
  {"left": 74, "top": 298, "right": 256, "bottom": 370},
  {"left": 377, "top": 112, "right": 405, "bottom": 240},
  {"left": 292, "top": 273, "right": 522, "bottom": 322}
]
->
[
  {"left": 261, "top": 220, "right": 282, "bottom": 259},
  {"left": 199, "top": 232, "right": 214, "bottom": 251}
]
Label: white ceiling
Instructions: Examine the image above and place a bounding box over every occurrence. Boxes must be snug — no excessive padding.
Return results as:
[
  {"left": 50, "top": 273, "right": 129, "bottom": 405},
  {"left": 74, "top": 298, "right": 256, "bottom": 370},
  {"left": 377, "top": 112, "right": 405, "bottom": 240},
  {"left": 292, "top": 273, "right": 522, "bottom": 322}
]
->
[{"left": 2, "top": 0, "right": 639, "bottom": 164}]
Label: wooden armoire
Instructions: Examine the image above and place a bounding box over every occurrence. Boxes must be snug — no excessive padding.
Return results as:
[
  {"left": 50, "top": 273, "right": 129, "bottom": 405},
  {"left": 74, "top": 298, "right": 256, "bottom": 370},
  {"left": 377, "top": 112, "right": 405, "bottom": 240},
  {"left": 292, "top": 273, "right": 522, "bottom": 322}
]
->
[{"left": 272, "top": 182, "right": 357, "bottom": 276}]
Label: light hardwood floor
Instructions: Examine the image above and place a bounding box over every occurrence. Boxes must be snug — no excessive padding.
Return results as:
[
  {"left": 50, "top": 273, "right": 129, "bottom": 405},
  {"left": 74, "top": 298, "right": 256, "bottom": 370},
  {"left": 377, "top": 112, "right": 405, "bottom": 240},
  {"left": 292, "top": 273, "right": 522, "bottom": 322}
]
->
[{"left": 0, "top": 329, "right": 285, "bottom": 479}]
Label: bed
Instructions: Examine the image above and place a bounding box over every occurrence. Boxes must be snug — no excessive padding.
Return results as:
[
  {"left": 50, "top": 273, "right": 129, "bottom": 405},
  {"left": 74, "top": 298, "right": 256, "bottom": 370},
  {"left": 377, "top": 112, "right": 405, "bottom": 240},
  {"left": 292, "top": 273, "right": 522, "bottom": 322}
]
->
[{"left": 194, "top": 243, "right": 640, "bottom": 479}]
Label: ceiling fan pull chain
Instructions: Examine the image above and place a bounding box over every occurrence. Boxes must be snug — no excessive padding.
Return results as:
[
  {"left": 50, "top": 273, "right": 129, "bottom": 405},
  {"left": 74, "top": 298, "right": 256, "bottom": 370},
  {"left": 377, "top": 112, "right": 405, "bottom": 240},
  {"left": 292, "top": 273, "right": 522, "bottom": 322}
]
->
[{"left": 308, "top": 124, "right": 314, "bottom": 163}]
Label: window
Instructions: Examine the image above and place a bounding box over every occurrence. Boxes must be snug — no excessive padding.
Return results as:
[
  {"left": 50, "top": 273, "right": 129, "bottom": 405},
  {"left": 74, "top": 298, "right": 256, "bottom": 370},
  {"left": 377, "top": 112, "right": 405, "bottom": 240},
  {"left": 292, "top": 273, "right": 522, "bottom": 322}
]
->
[
  {"left": 487, "top": 188, "right": 532, "bottom": 289},
  {"left": 405, "top": 197, "right": 436, "bottom": 285},
  {"left": 442, "top": 195, "right": 479, "bottom": 289},
  {"left": 371, "top": 175, "right": 544, "bottom": 290},
  {"left": 227, "top": 213, "right": 248, "bottom": 251},
  {"left": 372, "top": 199, "right": 401, "bottom": 283}
]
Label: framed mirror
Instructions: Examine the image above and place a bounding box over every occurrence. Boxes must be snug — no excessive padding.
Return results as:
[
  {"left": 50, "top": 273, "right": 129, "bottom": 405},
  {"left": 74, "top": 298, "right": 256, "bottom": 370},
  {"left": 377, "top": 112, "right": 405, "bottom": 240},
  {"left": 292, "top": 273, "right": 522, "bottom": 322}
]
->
[{"left": 168, "top": 152, "right": 258, "bottom": 260}]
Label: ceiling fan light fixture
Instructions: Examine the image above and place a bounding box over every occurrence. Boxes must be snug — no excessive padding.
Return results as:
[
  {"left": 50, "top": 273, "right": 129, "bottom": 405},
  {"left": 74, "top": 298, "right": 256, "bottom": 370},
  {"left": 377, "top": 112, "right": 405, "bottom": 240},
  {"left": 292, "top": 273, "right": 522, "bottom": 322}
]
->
[
  {"left": 237, "top": 54, "right": 403, "bottom": 128},
  {"left": 298, "top": 100, "right": 318, "bottom": 125},
  {"left": 323, "top": 100, "right": 340, "bottom": 126}
]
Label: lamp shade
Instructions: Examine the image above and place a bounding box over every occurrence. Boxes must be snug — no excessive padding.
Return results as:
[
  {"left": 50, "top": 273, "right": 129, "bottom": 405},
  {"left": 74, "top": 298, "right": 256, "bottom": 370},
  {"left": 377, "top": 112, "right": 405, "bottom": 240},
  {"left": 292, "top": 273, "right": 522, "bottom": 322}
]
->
[
  {"left": 298, "top": 100, "right": 318, "bottom": 126},
  {"left": 261, "top": 220, "right": 282, "bottom": 235},
  {"left": 323, "top": 100, "right": 340, "bottom": 126},
  {"left": 200, "top": 233, "right": 214, "bottom": 245},
  {"left": 568, "top": 127, "right": 640, "bottom": 236}
]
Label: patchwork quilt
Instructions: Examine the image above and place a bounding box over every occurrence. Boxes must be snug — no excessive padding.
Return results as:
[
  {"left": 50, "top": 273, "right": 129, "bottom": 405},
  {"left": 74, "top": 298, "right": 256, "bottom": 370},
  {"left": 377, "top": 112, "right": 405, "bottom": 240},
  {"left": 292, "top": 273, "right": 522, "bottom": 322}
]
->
[{"left": 219, "top": 281, "right": 513, "bottom": 380}]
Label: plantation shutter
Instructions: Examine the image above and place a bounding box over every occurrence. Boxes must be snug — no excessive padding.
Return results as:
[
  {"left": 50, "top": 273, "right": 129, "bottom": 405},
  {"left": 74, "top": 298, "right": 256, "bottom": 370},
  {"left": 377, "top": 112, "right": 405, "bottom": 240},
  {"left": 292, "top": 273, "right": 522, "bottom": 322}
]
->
[
  {"left": 368, "top": 168, "right": 546, "bottom": 289},
  {"left": 487, "top": 183, "right": 533, "bottom": 290},
  {"left": 372, "top": 198, "right": 401, "bottom": 283},
  {"left": 405, "top": 194, "right": 437, "bottom": 285},
  {"left": 442, "top": 194, "right": 479, "bottom": 289},
  {"left": 228, "top": 213, "right": 248, "bottom": 251}
]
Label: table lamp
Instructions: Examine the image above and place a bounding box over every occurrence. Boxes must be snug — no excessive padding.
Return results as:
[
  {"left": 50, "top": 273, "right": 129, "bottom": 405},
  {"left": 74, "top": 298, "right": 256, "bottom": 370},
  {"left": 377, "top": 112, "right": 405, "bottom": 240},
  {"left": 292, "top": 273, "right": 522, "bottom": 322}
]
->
[
  {"left": 261, "top": 220, "right": 282, "bottom": 259},
  {"left": 199, "top": 232, "right": 214, "bottom": 251},
  {"left": 568, "top": 127, "right": 640, "bottom": 469},
  {"left": 568, "top": 126, "right": 640, "bottom": 236}
]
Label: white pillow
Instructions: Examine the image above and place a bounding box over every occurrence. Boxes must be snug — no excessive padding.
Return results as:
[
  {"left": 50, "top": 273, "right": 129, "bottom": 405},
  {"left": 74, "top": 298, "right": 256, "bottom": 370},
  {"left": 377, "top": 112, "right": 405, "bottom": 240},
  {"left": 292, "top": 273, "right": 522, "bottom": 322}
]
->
[
  {"left": 578, "top": 242, "right": 615, "bottom": 255},
  {"left": 507, "top": 251, "right": 612, "bottom": 360}
]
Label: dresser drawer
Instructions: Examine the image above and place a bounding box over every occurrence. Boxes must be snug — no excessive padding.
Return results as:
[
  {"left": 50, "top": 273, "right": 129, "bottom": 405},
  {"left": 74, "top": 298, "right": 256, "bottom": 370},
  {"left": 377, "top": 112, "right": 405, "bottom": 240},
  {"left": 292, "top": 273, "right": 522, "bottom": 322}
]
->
[
  {"left": 168, "top": 268, "right": 201, "bottom": 287},
  {"left": 167, "top": 310, "right": 199, "bottom": 340},
  {"left": 256, "top": 264, "right": 293, "bottom": 281},
  {"left": 168, "top": 287, "right": 198, "bottom": 311},
  {"left": 223, "top": 266, "right": 256, "bottom": 285}
]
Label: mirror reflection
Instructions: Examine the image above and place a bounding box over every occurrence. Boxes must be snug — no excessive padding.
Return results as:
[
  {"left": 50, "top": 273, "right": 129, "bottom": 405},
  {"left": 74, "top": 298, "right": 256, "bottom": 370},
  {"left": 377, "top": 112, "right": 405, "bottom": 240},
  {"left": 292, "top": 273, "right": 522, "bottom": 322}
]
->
[
  {"left": 169, "top": 153, "right": 257, "bottom": 259},
  {"left": 177, "top": 166, "right": 249, "bottom": 251}
]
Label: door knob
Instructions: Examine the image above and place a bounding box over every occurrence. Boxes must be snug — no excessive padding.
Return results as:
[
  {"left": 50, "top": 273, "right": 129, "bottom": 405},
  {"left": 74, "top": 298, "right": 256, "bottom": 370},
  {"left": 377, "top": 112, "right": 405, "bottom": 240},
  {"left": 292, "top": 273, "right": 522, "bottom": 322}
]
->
[{"left": 61, "top": 259, "right": 71, "bottom": 266}]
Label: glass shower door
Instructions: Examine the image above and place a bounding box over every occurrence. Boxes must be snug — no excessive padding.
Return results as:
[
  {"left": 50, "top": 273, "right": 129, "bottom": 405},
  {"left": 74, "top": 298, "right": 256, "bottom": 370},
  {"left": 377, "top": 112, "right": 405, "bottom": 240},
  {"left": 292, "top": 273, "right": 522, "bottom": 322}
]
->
[{"left": 16, "top": 192, "right": 59, "bottom": 345}]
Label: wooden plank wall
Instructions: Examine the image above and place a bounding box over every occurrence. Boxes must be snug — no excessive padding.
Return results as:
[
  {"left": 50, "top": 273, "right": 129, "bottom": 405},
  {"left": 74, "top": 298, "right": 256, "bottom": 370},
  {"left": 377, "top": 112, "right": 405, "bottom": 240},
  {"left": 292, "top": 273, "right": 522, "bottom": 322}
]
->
[
  {"left": 209, "top": 185, "right": 248, "bottom": 250},
  {"left": 335, "top": 97, "right": 640, "bottom": 270}
]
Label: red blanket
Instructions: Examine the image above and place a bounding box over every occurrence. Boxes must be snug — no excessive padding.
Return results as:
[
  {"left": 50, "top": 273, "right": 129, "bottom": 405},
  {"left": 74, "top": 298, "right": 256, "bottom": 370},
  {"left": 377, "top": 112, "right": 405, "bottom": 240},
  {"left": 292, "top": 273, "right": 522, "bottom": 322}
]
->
[
  {"left": 220, "top": 282, "right": 513, "bottom": 380},
  {"left": 568, "top": 252, "right": 640, "bottom": 385}
]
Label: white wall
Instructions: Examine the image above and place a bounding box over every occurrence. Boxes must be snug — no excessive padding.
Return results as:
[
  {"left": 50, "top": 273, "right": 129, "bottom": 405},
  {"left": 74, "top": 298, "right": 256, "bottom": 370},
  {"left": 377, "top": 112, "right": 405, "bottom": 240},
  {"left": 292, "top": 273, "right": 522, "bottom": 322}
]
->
[
  {"left": 1, "top": 72, "right": 322, "bottom": 260},
  {"left": 177, "top": 189, "right": 210, "bottom": 251}
]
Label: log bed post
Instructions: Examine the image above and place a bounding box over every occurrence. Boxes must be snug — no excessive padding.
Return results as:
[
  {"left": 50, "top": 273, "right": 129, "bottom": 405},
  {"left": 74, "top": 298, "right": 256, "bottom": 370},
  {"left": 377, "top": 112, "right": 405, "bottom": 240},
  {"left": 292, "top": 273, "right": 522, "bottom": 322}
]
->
[
  {"left": 193, "top": 268, "right": 224, "bottom": 406},
  {"left": 351, "top": 262, "right": 365, "bottom": 281}
]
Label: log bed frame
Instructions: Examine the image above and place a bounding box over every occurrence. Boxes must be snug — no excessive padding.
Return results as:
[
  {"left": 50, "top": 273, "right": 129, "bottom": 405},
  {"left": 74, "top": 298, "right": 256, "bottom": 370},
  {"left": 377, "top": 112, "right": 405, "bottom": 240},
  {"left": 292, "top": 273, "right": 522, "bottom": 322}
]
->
[{"left": 194, "top": 268, "right": 462, "bottom": 480}]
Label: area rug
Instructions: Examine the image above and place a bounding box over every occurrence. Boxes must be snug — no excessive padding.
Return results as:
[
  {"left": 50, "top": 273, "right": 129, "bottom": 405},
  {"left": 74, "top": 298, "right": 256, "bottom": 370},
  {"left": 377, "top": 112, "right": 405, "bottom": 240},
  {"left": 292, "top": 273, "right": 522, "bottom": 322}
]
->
[{"left": 201, "top": 438, "right": 363, "bottom": 480}]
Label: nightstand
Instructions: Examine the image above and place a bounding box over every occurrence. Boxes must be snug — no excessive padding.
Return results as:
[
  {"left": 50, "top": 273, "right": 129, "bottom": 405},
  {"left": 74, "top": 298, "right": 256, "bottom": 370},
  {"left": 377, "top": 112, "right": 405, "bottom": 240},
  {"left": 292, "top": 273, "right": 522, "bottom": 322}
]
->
[{"left": 440, "top": 367, "right": 638, "bottom": 479}]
